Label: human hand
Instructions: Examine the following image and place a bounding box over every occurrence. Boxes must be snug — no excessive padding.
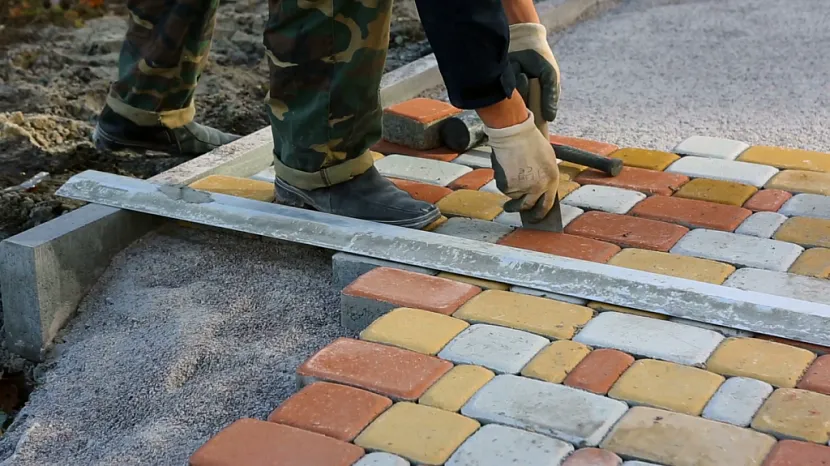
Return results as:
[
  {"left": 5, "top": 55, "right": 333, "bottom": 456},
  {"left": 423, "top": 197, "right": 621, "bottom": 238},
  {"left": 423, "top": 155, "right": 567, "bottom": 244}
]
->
[{"left": 508, "top": 23, "right": 561, "bottom": 122}]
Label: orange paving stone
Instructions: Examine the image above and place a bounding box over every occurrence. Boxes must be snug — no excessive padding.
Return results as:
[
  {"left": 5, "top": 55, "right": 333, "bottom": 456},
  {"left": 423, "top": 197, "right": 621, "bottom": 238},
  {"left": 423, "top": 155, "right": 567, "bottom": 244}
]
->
[
  {"left": 630, "top": 196, "right": 752, "bottom": 231},
  {"left": 561, "top": 448, "right": 622, "bottom": 465},
  {"left": 384, "top": 98, "right": 461, "bottom": 123},
  {"left": 574, "top": 166, "right": 690, "bottom": 196},
  {"left": 389, "top": 178, "right": 453, "bottom": 203},
  {"left": 563, "top": 348, "right": 635, "bottom": 395},
  {"left": 762, "top": 439, "right": 830, "bottom": 466},
  {"left": 267, "top": 382, "right": 391, "bottom": 442},
  {"left": 550, "top": 134, "right": 619, "bottom": 156},
  {"left": 744, "top": 189, "right": 793, "bottom": 212},
  {"left": 565, "top": 211, "right": 690, "bottom": 252},
  {"left": 448, "top": 168, "right": 494, "bottom": 190},
  {"left": 343, "top": 267, "right": 481, "bottom": 315},
  {"left": 372, "top": 139, "right": 459, "bottom": 162},
  {"left": 296, "top": 337, "right": 453, "bottom": 400},
  {"left": 497, "top": 229, "right": 621, "bottom": 262},
  {"left": 189, "top": 419, "right": 365, "bottom": 466},
  {"left": 797, "top": 355, "right": 830, "bottom": 396}
]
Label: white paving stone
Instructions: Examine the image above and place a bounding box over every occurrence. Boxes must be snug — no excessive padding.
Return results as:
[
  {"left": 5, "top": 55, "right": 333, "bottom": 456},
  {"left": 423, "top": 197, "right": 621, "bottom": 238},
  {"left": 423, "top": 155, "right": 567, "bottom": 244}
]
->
[
  {"left": 734, "top": 212, "right": 787, "bottom": 238},
  {"left": 250, "top": 166, "right": 275, "bottom": 183},
  {"left": 437, "top": 324, "right": 549, "bottom": 374},
  {"left": 573, "top": 311, "right": 724, "bottom": 366},
  {"left": 724, "top": 268, "right": 830, "bottom": 305},
  {"left": 445, "top": 424, "right": 573, "bottom": 466},
  {"left": 562, "top": 185, "right": 646, "bottom": 214},
  {"left": 665, "top": 157, "right": 779, "bottom": 187},
  {"left": 479, "top": 179, "right": 503, "bottom": 195},
  {"left": 779, "top": 193, "right": 830, "bottom": 219},
  {"left": 672, "top": 135, "right": 750, "bottom": 160},
  {"left": 353, "top": 452, "right": 410, "bottom": 466},
  {"left": 701, "top": 377, "right": 773, "bottom": 427},
  {"left": 493, "top": 204, "right": 584, "bottom": 228},
  {"left": 454, "top": 146, "right": 493, "bottom": 169},
  {"left": 375, "top": 154, "right": 472, "bottom": 186},
  {"left": 510, "top": 285, "right": 588, "bottom": 306},
  {"left": 433, "top": 217, "right": 514, "bottom": 243},
  {"left": 461, "top": 374, "right": 629, "bottom": 447},
  {"left": 668, "top": 317, "right": 753, "bottom": 338},
  {"left": 670, "top": 229, "right": 803, "bottom": 272}
]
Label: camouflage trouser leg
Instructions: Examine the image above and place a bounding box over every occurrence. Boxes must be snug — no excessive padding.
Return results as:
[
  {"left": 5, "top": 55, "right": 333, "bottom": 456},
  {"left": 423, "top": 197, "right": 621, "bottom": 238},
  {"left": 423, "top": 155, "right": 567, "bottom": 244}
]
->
[
  {"left": 106, "top": 0, "right": 219, "bottom": 128},
  {"left": 265, "top": 0, "right": 392, "bottom": 190}
]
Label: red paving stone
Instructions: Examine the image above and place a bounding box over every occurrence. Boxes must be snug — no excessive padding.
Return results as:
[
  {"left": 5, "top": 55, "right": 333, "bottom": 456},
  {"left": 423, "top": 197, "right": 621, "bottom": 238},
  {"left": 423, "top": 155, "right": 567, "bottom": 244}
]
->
[
  {"left": 296, "top": 337, "right": 453, "bottom": 400},
  {"left": 797, "top": 355, "right": 830, "bottom": 396},
  {"left": 562, "top": 448, "right": 623, "bottom": 466},
  {"left": 744, "top": 189, "right": 794, "bottom": 212},
  {"left": 372, "top": 139, "right": 459, "bottom": 162},
  {"left": 389, "top": 178, "right": 453, "bottom": 204},
  {"left": 630, "top": 196, "right": 753, "bottom": 231},
  {"left": 550, "top": 134, "right": 619, "bottom": 156},
  {"left": 756, "top": 334, "right": 830, "bottom": 355},
  {"left": 189, "top": 419, "right": 365, "bottom": 466},
  {"left": 575, "top": 166, "right": 690, "bottom": 196},
  {"left": 343, "top": 267, "right": 481, "bottom": 315},
  {"left": 563, "top": 349, "right": 635, "bottom": 395},
  {"left": 565, "top": 211, "right": 689, "bottom": 252},
  {"left": 448, "top": 168, "right": 495, "bottom": 190},
  {"left": 497, "top": 229, "right": 621, "bottom": 263},
  {"left": 384, "top": 97, "right": 461, "bottom": 123},
  {"left": 267, "top": 382, "right": 392, "bottom": 442},
  {"left": 762, "top": 439, "right": 830, "bottom": 466}
]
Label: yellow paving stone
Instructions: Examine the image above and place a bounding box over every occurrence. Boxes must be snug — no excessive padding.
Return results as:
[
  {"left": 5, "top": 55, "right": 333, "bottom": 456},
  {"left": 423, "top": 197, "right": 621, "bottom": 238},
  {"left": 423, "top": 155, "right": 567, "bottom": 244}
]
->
[
  {"left": 423, "top": 215, "right": 448, "bottom": 231},
  {"left": 453, "top": 290, "right": 594, "bottom": 339},
  {"left": 521, "top": 340, "right": 592, "bottom": 383},
  {"left": 601, "top": 406, "right": 776, "bottom": 466},
  {"left": 751, "top": 388, "right": 830, "bottom": 444},
  {"left": 608, "top": 359, "right": 724, "bottom": 415},
  {"left": 436, "top": 272, "right": 509, "bottom": 291},
  {"left": 436, "top": 189, "right": 506, "bottom": 221},
  {"left": 673, "top": 178, "right": 758, "bottom": 206},
  {"left": 359, "top": 308, "right": 469, "bottom": 355},
  {"left": 559, "top": 180, "right": 581, "bottom": 198},
  {"left": 765, "top": 170, "right": 830, "bottom": 195},
  {"left": 706, "top": 337, "right": 816, "bottom": 388},
  {"left": 559, "top": 161, "right": 588, "bottom": 181},
  {"left": 609, "top": 148, "right": 681, "bottom": 171},
  {"left": 788, "top": 248, "right": 830, "bottom": 278},
  {"left": 587, "top": 301, "right": 669, "bottom": 320},
  {"left": 608, "top": 248, "right": 736, "bottom": 284},
  {"left": 188, "top": 175, "right": 275, "bottom": 202},
  {"left": 418, "top": 365, "right": 494, "bottom": 412},
  {"left": 738, "top": 145, "right": 830, "bottom": 173},
  {"left": 354, "top": 402, "right": 480, "bottom": 465},
  {"left": 371, "top": 151, "right": 385, "bottom": 161},
  {"left": 774, "top": 217, "right": 830, "bottom": 248}
]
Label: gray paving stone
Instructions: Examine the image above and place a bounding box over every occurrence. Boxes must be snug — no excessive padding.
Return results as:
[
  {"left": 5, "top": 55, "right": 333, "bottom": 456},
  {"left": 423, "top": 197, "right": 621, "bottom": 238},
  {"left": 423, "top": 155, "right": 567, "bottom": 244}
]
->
[
  {"left": 493, "top": 204, "right": 584, "bottom": 228},
  {"left": 331, "top": 252, "right": 436, "bottom": 290},
  {"left": 445, "top": 424, "right": 573, "bottom": 466},
  {"left": 437, "top": 324, "right": 549, "bottom": 374},
  {"left": 779, "top": 193, "right": 830, "bottom": 220},
  {"left": 701, "top": 377, "right": 773, "bottom": 427},
  {"left": 453, "top": 146, "right": 493, "bottom": 169},
  {"left": 670, "top": 229, "right": 803, "bottom": 272},
  {"left": 461, "top": 374, "right": 629, "bottom": 447},
  {"left": 665, "top": 157, "right": 779, "bottom": 187},
  {"left": 433, "top": 217, "right": 515, "bottom": 243},
  {"left": 668, "top": 317, "right": 753, "bottom": 338},
  {"left": 479, "top": 179, "right": 503, "bottom": 195},
  {"left": 510, "top": 285, "right": 588, "bottom": 306},
  {"left": 734, "top": 212, "right": 787, "bottom": 238},
  {"left": 573, "top": 311, "right": 724, "bottom": 366},
  {"left": 250, "top": 166, "right": 275, "bottom": 183},
  {"left": 562, "top": 185, "right": 646, "bottom": 214},
  {"left": 723, "top": 268, "right": 830, "bottom": 305},
  {"left": 672, "top": 135, "right": 750, "bottom": 160},
  {"left": 354, "top": 452, "right": 410, "bottom": 466},
  {"left": 375, "top": 154, "right": 471, "bottom": 186}
]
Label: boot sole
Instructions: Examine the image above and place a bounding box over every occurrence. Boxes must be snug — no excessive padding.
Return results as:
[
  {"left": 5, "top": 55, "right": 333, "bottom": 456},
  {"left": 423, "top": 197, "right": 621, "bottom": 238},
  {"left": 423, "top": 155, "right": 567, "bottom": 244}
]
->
[{"left": 93, "top": 125, "right": 186, "bottom": 156}]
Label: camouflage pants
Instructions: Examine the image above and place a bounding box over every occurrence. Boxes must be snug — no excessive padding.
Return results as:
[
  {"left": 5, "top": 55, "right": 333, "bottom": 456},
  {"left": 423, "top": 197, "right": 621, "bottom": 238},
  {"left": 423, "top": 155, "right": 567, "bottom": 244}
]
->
[{"left": 109, "top": 0, "right": 391, "bottom": 189}]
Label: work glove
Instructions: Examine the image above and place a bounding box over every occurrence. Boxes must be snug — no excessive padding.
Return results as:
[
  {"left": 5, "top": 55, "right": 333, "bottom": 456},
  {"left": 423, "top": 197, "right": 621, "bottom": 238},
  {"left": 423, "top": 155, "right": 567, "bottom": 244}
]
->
[
  {"left": 485, "top": 110, "right": 560, "bottom": 220},
  {"left": 508, "top": 23, "right": 561, "bottom": 122}
]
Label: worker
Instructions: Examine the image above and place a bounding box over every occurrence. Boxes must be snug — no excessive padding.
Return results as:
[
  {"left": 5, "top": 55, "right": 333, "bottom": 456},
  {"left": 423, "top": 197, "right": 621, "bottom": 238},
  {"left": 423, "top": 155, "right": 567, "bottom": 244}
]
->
[{"left": 92, "top": 0, "right": 561, "bottom": 230}]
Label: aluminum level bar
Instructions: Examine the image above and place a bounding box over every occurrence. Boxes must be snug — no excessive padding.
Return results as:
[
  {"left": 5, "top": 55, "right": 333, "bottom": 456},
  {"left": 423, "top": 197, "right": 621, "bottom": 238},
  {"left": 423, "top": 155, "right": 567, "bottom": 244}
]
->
[{"left": 57, "top": 170, "right": 830, "bottom": 346}]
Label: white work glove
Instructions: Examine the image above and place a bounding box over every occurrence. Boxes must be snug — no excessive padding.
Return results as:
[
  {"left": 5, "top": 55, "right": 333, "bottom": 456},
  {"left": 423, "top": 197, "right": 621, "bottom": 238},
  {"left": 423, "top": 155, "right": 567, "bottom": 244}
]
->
[
  {"left": 508, "top": 23, "right": 562, "bottom": 122},
  {"left": 485, "top": 110, "right": 560, "bottom": 219}
]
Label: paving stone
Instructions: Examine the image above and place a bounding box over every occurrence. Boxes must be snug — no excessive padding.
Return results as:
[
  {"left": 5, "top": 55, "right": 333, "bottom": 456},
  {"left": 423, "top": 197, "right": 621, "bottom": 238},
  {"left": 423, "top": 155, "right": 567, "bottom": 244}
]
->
[
  {"left": 437, "top": 324, "right": 549, "bottom": 374},
  {"left": 418, "top": 364, "right": 495, "bottom": 412},
  {"left": 797, "top": 355, "right": 830, "bottom": 396},
  {"left": 372, "top": 139, "right": 459, "bottom": 162},
  {"left": 608, "top": 359, "right": 724, "bottom": 415},
  {"left": 565, "top": 211, "right": 689, "bottom": 252},
  {"left": 608, "top": 147, "right": 680, "bottom": 171},
  {"left": 432, "top": 217, "right": 515, "bottom": 243},
  {"left": 448, "top": 168, "right": 494, "bottom": 190},
  {"left": 462, "top": 374, "right": 629, "bottom": 447},
  {"left": 250, "top": 166, "right": 275, "bottom": 182},
  {"left": 674, "top": 178, "right": 758, "bottom": 206},
  {"left": 296, "top": 338, "right": 452, "bottom": 401},
  {"left": 667, "top": 317, "right": 753, "bottom": 338},
  {"left": 766, "top": 170, "right": 830, "bottom": 196},
  {"left": 436, "top": 189, "right": 507, "bottom": 220},
  {"left": 453, "top": 289, "right": 594, "bottom": 340},
  {"left": 382, "top": 98, "right": 462, "bottom": 150},
  {"left": 621, "top": 462, "right": 661, "bottom": 466},
  {"left": 435, "top": 272, "right": 509, "bottom": 291},
  {"left": 670, "top": 229, "right": 804, "bottom": 272},
  {"left": 573, "top": 311, "right": 724, "bottom": 366},
  {"left": 562, "top": 185, "right": 646, "bottom": 214},
  {"left": 559, "top": 180, "right": 582, "bottom": 197},
  {"left": 359, "top": 307, "right": 469, "bottom": 355},
  {"left": 510, "top": 285, "right": 588, "bottom": 306},
  {"left": 672, "top": 135, "right": 750, "bottom": 160},
  {"left": 665, "top": 156, "right": 779, "bottom": 187},
  {"left": 631, "top": 196, "right": 752, "bottom": 231},
  {"left": 752, "top": 388, "right": 830, "bottom": 443},
  {"left": 701, "top": 376, "right": 773, "bottom": 427},
  {"left": 188, "top": 175, "right": 275, "bottom": 202},
  {"left": 562, "top": 448, "right": 622, "bottom": 466},
  {"left": 779, "top": 193, "right": 830, "bottom": 219},
  {"left": 479, "top": 179, "right": 502, "bottom": 194},
  {"left": 574, "top": 166, "right": 690, "bottom": 196},
  {"left": 607, "top": 248, "right": 736, "bottom": 284},
  {"left": 521, "top": 340, "right": 592, "bottom": 383},
  {"left": 354, "top": 402, "right": 479, "bottom": 465},
  {"left": 600, "top": 406, "right": 776, "bottom": 466},
  {"left": 587, "top": 302, "right": 669, "bottom": 320},
  {"left": 774, "top": 216, "right": 830, "bottom": 248},
  {"left": 189, "top": 419, "right": 365, "bottom": 466},
  {"left": 266, "top": 381, "right": 391, "bottom": 442},
  {"left": 723, "top": 268, "right": 830, "bottom": 305},
  {"left": 563, "top": 348, "right": 635, "bottom": 395},
  {"left": 707, "top": 337, "right": 816, "bottom": 388},
  {"left": 735, "top": 211, "right": 788, "bottom": 238},
  {"left": 550, "top": 134, "right": 619, "bottom": 156},
  {"left": 559, "top": 161, "right": 589, "bottom": 181},
  {"left": 446, "top": 423, "right": 574, "bottom": 466},
  {"left": 331, "top": 252, "right": 436, "bottom": 290},
  {"left": 744, "top": 189, "right": 793, "bottom": 212},
  {"left": 762, "top": 440, "right": 830, "bottom": 466},
  {"left": 353, "top": 452, "right": 410, "bottom": 466},
  {"left": 493, "top": 203, "right": 583, "bottom": 228},
  {"left": 738, "top": 145, "right": 830, "bottom": 172},
  {"left": 497, "top": 229, "right": 622, "bottom": 262},
  {"left": 453, "top": 146, "right": 492, "bottom": 169},
  {"left": 423, "top": 215, "right": 447, "bottom": 231},
  {"left": 388, "top": 178, "right": 453, "bottom": 203},
  {"left": 375, "top": 154, "right": 471, "bottom": 186}
]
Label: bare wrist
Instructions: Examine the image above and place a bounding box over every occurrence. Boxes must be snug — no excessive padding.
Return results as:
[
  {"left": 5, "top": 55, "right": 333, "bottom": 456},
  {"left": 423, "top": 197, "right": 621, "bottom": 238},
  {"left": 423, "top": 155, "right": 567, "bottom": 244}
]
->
[
  {"left": 501, "top": 0, "right": 540, "bottom": 24},
  {"left": 476, "top": 89, "right": 530, "bottom": 129}
]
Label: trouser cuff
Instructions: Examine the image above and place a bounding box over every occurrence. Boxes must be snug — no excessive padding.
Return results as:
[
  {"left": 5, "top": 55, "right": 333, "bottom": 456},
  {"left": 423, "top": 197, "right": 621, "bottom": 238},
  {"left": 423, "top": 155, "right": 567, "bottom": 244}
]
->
[
  {"left": 105, "top": 93, "right": 195, "bottom": 128},
  {"left": 273, "top": 150, "right": 376, "bottom": 190}
]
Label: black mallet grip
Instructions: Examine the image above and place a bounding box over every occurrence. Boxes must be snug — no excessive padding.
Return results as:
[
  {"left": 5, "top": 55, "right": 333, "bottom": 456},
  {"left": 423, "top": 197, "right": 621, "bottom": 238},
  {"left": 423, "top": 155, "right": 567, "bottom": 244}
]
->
[{"left": 552, "top": 143, "right": 623, "bottom": 177}]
